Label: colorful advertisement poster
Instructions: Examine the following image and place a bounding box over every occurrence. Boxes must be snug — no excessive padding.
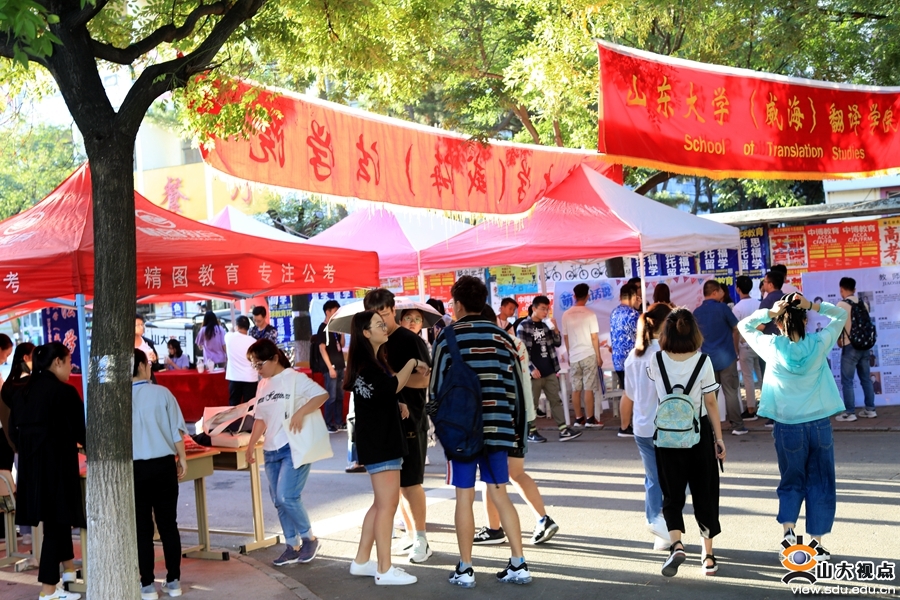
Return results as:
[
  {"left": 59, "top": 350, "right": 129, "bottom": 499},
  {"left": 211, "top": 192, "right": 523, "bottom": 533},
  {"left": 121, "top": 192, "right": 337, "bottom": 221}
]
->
[
  {"left": 802, "top": 266, "right": 900, "bottom": 408},
  {"left": 491, "top": 266, "right": 540, "bottom": 298},
  {"left": 806, "top": 221, "right": 880, "bottom": 272},
  {"left": 769, "top": 225, "right": 809, "bottom": 270},
  {"left": 42, "top": 307, "right": 81, "bottom": 370},
  {"left": 268, "top": 295, "right": 294, "bottom": 344}
]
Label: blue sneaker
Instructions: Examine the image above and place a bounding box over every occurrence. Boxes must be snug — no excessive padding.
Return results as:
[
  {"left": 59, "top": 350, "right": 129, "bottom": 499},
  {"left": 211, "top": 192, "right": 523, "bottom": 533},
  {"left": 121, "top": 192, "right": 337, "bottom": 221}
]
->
[
  {"left": 297, "top": 538, "right": 320, "bottom": 563},
  {"left": 273, "top": 544, "right": 302, "bottom": 566}
]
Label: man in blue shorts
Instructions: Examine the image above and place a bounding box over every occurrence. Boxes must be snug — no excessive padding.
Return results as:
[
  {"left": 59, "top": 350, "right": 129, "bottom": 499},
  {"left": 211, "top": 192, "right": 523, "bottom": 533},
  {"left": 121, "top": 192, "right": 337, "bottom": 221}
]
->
[{"left": 430, "top": 276, "right": 532, "bottom": 588}]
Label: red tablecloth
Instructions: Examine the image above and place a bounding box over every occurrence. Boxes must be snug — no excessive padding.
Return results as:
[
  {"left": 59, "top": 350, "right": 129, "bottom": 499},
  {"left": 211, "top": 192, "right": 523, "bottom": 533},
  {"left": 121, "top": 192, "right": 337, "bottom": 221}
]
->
[{"left": 70, "top": 367, "right": 317, "bottom": 422}]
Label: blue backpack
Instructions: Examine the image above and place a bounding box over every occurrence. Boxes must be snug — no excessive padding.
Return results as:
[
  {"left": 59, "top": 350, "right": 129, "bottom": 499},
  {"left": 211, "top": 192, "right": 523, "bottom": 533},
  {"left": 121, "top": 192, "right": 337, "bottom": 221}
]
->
[
  {"left": 427, "top": 325, "right": 484, "bottom": 461},
  {"left": 653, "top": 352, "right": 707, "bottom": 449}
]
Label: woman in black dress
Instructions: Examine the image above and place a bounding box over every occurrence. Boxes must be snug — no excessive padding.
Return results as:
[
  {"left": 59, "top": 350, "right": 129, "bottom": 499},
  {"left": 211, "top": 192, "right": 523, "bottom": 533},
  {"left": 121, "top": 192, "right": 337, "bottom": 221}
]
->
[{"left": 8, "top": 342, "right": 85, "bottom": 600}]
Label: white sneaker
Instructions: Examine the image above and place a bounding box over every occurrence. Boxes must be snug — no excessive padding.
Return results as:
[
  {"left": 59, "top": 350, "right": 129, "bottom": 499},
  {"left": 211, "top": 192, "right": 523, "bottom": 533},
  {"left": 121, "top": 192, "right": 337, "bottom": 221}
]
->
[
  {"left": 349, "top": 560, "right": 378, "bottom": 577},
  {"left": 162, "top": 580, "right": 182, "bottom": 597},
  {"left": 61, "top": 571, "right": 77, "bottom": 584},
  {"left": 857, "top": 409, "right": 878, "bottom": 418},
  {"left": 40, "top": 588, "right": 81, "bottom": 600},
  {"left": 448, "top": 565, "right": 476, "bottom": 588},
  {"left": 407, "top": 538, "right": 433, "bottom": 563},
  {"left": 653, "top": 536, "right": 671, "bottom": 551},
  {"left": 647, "top": 514, "right": 669, "bottom": 540},
  {"left": 835, "top": 413, "right": 857, "bottom": 422},
  {"left": 391, "top": 538, "right": 412, "bottom": 556},
  {"left": 141, "top": 584, "right": 159, "bottom": 600},
  {"left": 375, "top": 566, "right": 417, "bottom": 586}
]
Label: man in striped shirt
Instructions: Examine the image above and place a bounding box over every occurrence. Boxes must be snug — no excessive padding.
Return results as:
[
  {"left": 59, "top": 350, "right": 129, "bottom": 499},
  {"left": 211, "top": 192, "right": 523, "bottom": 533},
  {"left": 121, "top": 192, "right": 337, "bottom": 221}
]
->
[{"left": 429, "top": 276, "right": 532, "bottom": 587}]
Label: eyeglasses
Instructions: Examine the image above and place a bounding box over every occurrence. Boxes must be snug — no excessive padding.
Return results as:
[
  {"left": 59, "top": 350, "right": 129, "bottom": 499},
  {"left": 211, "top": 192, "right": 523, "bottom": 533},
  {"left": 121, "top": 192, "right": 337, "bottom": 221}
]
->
[
  {"left": 249, "top": 358, "right": 270, "bottom": 370},
  {"left": 367, "top": 321, "right": 388, "bottom": 331},
  {"left": 402, "top": 316, "right": 423, "bottom": 324}
]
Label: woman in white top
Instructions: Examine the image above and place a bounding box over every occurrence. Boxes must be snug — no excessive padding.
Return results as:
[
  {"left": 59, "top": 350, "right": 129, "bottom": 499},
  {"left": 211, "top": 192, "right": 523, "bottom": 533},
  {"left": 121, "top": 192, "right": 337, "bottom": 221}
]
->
[
  {"left": 646, "top": 308, "right": 726, "bottom": 578},
  {"left": 244, "top": 339, "right": 328, "bottom": 568},
  {"left": 132, "top": 349, "right": 188, "bottom": 600},
  {"left": 620, "top": 302, "right": 672, "bottom": 551}
]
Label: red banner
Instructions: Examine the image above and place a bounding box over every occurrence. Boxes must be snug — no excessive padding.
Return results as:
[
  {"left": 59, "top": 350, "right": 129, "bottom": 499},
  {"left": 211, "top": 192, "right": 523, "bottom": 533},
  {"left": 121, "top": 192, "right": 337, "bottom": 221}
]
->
[
  {"left": 805, "top": 221, "right": 880, "bottom": 271},
  {"left": 597, "top": 41, "right": 900, "bottom": 179},
  {"left": 201, "top": 80, "right": 609, "bottom": 214}
]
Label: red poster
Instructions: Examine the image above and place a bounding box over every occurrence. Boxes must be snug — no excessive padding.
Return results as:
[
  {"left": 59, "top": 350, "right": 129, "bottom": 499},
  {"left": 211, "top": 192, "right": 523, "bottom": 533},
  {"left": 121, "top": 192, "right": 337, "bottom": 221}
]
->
[
  {"left": 514, "top": 292, "right": 555, "bottom": 318},
  {"left": 398, "top": 272, "right": 455, "bottom": 300},
  {"left": 201, "top": 79, "right": 611, "bottom": 214},
  {"left": 769, "top": 226, "right": 809, "bottom": 271},
  {"left": 598, "top": 41, "right": 900, "bottom": 180},
  {"left": 805, "top": 221, "right": 880, "bottom": 271}
]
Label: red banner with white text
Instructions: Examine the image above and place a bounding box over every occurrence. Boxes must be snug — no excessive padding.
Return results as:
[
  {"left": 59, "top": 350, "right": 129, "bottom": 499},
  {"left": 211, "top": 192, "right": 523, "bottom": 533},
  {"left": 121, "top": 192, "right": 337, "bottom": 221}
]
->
[
  {"left": 597, "top": 41, "right": 900, "bottom": 180},
  {"left": 201, "top": 80, "right": 612, "bottom": 215}
]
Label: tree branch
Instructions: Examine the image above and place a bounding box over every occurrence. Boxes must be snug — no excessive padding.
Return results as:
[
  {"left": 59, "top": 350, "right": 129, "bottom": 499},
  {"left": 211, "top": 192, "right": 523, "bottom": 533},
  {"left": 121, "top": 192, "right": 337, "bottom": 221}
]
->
[
  {"left": 634, "top": 171, "right": 676, "bottom": 196},
  {"left": 817, "top": 8, "right": 888, "bottom": 21},
  {"left": 91, "top": 1, "right": 228, "bottom": 65},
  {"left": 512, "top": 105, "right": 541, "bottom": 144},
  {"left": 70, "top": 0, "right": 111, "bottom": 28},
  {"left": 552, "top": 119, "right": 564, "bottom": 147},
  {"left": 117, "top": 0, "right": 266, "bottom": 136},
  {"left": 0, "top": 33, "right": 49, "bottom": 69}
]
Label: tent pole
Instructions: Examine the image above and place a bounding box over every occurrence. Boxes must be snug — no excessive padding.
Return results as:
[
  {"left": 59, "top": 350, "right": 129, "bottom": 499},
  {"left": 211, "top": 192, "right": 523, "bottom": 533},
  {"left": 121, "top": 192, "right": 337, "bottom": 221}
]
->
[
  {"left": 538, "top": 263, "right": 547, "bottom": 295},
  {"left": 417, "top": 252, "right": 426, "bottom": 301},
  {"left": 76, "top": 294, "right": 89, "bottom": 410},
  {"left": 230, "top": 301, "right": 237, "bottom": 330},
  {"left": 638, "top": 253, "right": 648, "bottom": 312}
]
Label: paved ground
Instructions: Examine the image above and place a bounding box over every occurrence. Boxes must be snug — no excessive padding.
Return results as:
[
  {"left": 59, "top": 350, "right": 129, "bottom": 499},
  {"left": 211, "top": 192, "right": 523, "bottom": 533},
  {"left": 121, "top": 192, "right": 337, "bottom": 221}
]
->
[{"left": 3, "top": 407, "right": 898, "bottom": 599}]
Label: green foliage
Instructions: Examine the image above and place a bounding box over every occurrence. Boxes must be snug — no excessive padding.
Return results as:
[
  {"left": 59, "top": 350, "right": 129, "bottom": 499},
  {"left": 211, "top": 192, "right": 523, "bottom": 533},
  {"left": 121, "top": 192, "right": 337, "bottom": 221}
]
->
[
  {"left": 260, "top": 192, "right": 348, "bottom": 238},
  {"left": 0, "top": 0, "right": 61, "bottom": 67},
  {"left": 0, "top": 120, "right": 85, "bottom": 220}
]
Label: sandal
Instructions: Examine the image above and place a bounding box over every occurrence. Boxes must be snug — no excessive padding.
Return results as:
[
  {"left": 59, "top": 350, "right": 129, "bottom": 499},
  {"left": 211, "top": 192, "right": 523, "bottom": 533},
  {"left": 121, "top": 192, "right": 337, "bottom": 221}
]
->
[
  {"left": 702, "top": 553, "right": 718, "bottom": 575},
  {"left": 662, "top": 541, "right": 686, "bottom": 577}
]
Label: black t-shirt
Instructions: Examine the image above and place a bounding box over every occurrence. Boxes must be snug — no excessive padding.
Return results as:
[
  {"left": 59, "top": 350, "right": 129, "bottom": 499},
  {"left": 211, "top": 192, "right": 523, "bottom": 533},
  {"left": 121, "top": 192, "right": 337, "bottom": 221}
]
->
[
  {"left": 384, "top": 326, "right": 430, "bottom": 430},
  {"left": 352, "top": 363, "right": 408, "bottom": 465},
  {"left": 315, "top": 323, "right": 345, "bottom": 371}
]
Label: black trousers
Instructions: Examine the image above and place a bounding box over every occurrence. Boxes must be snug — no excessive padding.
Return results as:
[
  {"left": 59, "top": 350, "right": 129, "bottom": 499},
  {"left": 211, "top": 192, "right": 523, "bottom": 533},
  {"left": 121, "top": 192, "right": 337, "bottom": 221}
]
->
[
  {"left": 655, "top": 414, "right": 721, "bottom": 538},
  {"left": 0, "top": 432, "right": 12, "bottom": 538},
  {"left": 228, "top": 380, "right": 258, "bottom": 407},
  {"left": 39, "top": 522, "right": 74, "bottom": 585},
  {"left": 134, "top": 456, "right": 181, "bottom": 586}
]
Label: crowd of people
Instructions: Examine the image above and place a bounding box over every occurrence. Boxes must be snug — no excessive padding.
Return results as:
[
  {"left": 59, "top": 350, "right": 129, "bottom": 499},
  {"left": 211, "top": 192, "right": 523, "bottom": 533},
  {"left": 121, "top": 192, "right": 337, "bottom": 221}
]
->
[{"left": 0, "top": 264, "right": 874, "bottom": 595}]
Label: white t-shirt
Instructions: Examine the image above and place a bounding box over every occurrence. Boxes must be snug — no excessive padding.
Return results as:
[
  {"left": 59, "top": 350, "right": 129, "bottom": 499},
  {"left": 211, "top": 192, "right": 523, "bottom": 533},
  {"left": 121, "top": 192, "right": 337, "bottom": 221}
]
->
[
  {"left": 254, "top": 368, "right": 326, "bottom": 451},
  {"left": 225, "top": 331, "right": 258, "bottom": 383},
  {"left": 732, "top": 297, "right": 760, "bottom": 323},
  {"left": 561, "top": 306, "right": 600, "bottom": 364},
  {"left": 624, "top": 340, "right": 661, "bottom": 439},
  {"left": 646, "top": 352, "right": 719, "bottom": 416}
]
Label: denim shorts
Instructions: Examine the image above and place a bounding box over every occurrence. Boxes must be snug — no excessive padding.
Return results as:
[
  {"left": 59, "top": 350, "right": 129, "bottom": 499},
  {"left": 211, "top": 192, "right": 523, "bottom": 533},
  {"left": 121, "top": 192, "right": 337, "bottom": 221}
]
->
[{"left": 365, "top": 457, "right": 403, "bottom": 474}]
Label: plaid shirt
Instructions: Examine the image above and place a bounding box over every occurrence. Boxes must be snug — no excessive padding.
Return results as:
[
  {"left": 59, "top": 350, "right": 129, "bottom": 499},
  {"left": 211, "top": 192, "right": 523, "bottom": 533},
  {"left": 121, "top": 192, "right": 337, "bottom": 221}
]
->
[
  {"left": 249, "top": 324, "right": 279, "bottom": 344},
  {"left": 516, "top": 318, "right": 561, "bottom": 374}
]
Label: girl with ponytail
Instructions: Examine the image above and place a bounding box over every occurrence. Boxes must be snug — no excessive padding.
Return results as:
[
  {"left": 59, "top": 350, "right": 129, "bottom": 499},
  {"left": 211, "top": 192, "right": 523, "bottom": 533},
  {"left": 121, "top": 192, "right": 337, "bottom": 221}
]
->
[
  {"left": 619, "top": 303, "right": 673, "bottom": 552},
  {"left": 737, "top": 292, "right": 846, "bottom": 562},
  {"left": 7, "top": 342, "right": 85, "bottom": 599}
]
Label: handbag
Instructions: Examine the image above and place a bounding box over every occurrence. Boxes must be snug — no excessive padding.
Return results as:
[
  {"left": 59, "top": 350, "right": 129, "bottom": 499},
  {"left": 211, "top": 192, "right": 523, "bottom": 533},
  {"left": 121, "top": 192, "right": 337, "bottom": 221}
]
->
[{"left": 282, "top": 372, "right": 333, "bottom": 468}]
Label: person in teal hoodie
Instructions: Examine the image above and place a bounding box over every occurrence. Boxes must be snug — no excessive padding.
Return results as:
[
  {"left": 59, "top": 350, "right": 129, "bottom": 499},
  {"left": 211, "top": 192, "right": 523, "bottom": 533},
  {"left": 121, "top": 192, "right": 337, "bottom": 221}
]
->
[{"left": 738, "top": 292, "right": 846, "bottom": 562}]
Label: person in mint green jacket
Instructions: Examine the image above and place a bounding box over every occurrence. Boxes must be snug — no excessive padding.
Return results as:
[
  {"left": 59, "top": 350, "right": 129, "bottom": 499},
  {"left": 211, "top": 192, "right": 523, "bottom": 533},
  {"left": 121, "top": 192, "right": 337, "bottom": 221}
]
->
[{"left": 738, "top": 292, "right": 846, "bottom": 562}]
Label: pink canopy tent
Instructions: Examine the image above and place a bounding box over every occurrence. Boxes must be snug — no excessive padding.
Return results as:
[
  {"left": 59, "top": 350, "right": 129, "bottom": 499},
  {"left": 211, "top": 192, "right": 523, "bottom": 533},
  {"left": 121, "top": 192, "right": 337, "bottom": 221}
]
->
[{"left": 419, "top": 165, "right": 739, "bottom": 273}]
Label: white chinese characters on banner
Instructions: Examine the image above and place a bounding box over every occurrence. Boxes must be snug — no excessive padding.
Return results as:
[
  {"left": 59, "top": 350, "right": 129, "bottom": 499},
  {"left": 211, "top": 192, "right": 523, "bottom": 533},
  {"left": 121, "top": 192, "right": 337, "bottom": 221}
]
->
[{"left": 802, "top": 266, "right": 900, "bottom": 408}]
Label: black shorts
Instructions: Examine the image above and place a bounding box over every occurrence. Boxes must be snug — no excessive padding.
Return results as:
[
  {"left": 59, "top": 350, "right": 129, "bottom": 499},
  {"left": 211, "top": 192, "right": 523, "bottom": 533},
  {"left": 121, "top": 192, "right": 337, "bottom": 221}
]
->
[
  {"left": 400, "top": 419, "right": 428, "bottom": 488},
  {"left": 507, "top": 445, "right": 525, "bottom": 459}
]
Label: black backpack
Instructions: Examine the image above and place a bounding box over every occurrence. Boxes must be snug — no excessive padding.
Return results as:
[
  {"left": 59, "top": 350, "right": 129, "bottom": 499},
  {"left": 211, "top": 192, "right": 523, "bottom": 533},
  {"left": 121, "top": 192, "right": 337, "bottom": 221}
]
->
[
  {"left": 845, "top": 299, "right": 877, "bottom": 351},
  {"left": 426, "top": 325, "right": 484, "bottom": 461}
]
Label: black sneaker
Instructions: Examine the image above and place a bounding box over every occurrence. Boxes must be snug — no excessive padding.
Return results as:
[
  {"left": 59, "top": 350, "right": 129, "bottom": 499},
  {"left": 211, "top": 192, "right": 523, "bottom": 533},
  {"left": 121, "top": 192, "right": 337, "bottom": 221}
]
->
[
  {"left": 473, "top": 526, "right": 507, "bottom": 545},
  {"left": 531, "top": 516, "right": 559, "bottom": 544},
  {"left": 559, "top": 428, "right": 582, "bottom": 442},
  {"left": 536, "top": 408, "right": 547, "bottom": 418},
  {"left": 617, "top": 425, "right": 634, "bottom": 437},
  {"left": 741, "top": 410, "right": 758, "bottom": 421},
  {"left": 661, "top": 543, "right": 686, "bottom": 577},
  {"left": 815, "top": 546, "right": 831, "bottom": 562},
  {"left": 572, "top": 416, "right": 586, "bottom": 428},
  {"left": 448, "top": 564, "right": 476, "bottom": 588},
  {"left": 765, "top": 419, "right": 775, "bottom": 429},
  {"left": 585, "top": 417, "right": 603, "bottom": 429},
  {"left": 527, "top": 431, "right": 547, "bottom": 444},
  {"left": 496, "top": 560, "right": 532, "bottom": 584}
]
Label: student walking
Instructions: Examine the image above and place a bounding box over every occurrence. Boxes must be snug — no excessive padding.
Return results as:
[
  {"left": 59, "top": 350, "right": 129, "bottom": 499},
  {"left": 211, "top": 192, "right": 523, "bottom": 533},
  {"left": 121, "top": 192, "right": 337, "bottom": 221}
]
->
[
  {"left": 245, "top": 340, "right": 328, "bottom": 567},
  {"left": 132, "top": 349, "right": 189, "bottom": 600},
  {"left": 738, "top": 293, "right": 846, "bottom": 560},
  {"left": 647, "top": 310, "right": 726, "bottom": 577},
  {"left": 345, "top": 310, "right": 426, "bottom": 585},
  {"left": 618, "top": 302, "right": 674, "bottom": 551}
]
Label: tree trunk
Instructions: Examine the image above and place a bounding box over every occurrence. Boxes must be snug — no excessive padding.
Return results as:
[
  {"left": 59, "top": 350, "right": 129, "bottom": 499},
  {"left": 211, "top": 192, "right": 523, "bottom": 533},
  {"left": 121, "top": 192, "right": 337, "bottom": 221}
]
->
[
  {"left": 691, "top": 176, "right": 702, "bottom": 214},
  {"left": 292, "top": 294, "right": 312, "bottom": 365},
  {"left": 83, "top": 142, "right": 140, "bottom": 599}
]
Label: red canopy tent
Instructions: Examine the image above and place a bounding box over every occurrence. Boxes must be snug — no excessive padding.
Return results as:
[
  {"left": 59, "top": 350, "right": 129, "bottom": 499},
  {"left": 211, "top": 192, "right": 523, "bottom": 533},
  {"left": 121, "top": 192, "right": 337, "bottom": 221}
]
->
[{"left": 0, "top": 163, "right": 380, "bottom": 315}]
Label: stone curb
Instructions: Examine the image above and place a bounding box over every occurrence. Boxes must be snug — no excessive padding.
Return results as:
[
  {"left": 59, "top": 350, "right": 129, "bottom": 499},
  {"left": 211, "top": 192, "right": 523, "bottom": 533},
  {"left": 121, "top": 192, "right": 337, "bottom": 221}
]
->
[{"left": 231, "top": 552, "right": 323, "bottom": 600}]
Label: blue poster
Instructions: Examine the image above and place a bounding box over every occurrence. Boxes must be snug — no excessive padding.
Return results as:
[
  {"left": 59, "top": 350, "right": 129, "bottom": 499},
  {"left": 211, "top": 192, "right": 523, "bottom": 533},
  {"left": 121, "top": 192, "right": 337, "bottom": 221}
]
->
[
  {"left": 739, "top": 225, "right": 769, "bottom": 277},
  {"left": 628, "top": 253, "right": 697, "bottom": 278},
  {"left": 699, "top": 226, "right": 769, "bottom": 301},
  {"left": 171, "top": 302, "right": 185, "bottom": 318},
  {"left": 41, "top": 307, "right": 82, "bottom": 370},
  {"left": 267, "top": 295, "right": 294, "bottom": 344}
]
